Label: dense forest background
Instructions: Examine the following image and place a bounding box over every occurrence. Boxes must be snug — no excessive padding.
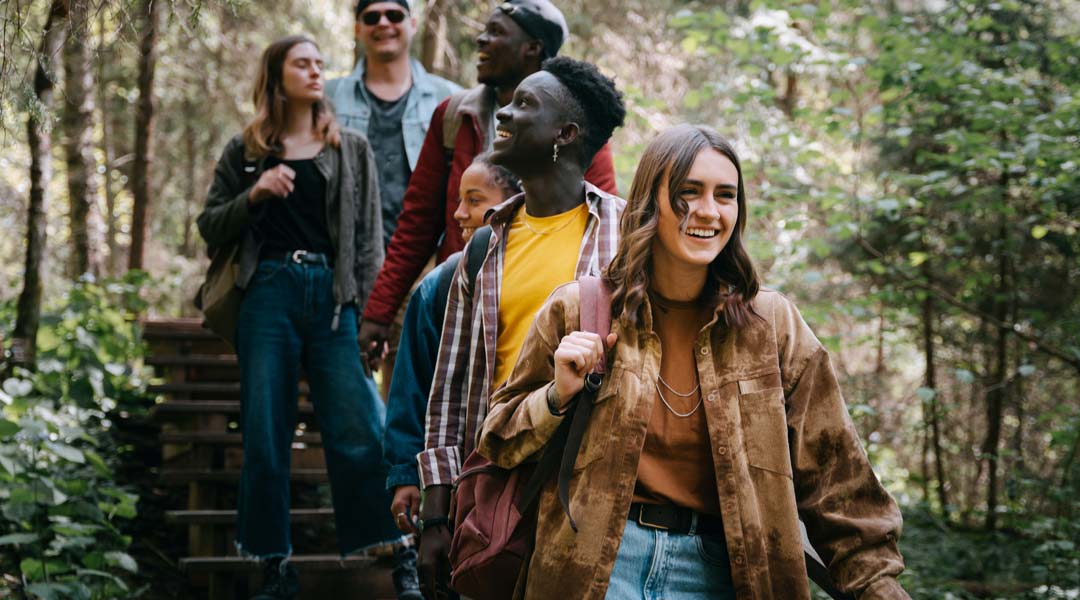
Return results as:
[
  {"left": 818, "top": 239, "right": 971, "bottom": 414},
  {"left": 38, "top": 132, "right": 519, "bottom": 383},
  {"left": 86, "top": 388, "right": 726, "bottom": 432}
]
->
[{"left": 0, "top": 0, "right": 1078, "bottom": 598}]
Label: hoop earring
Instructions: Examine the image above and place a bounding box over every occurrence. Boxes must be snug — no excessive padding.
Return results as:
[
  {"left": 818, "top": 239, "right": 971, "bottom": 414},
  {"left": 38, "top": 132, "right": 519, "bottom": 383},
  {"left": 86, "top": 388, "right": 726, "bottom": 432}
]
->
[{"left": 552, "top": 143, "right": 559, "bottom": 164}]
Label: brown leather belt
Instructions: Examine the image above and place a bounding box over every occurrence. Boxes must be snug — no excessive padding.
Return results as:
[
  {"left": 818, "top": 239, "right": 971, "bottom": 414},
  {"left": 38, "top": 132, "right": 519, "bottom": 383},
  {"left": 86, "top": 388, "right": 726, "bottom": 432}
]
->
[{"left": 629, "top": 502, "right": 725, "bottom": 537}]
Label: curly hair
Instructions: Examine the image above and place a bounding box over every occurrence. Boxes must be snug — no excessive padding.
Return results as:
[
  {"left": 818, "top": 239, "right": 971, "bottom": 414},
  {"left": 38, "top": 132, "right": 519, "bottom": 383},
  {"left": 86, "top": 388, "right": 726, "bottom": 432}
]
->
[
  {"left": 541, "top": 57, "right": 626, "bottom": 167},
  {"left": 472, "top": 151, "right": 523, "bottom": 198},
  {"left": 603, "top": 124, "right": 760, "bottom": 328}
]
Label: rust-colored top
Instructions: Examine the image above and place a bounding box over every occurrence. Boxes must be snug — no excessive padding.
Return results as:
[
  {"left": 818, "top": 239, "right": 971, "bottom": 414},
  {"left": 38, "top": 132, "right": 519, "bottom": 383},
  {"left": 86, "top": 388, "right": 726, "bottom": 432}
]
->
[
  {"left": 632, "top": 291, "right": 721, "bottom": 516},
  {"left": 479, "top": 283, "right": 910, "bottom": 600}
]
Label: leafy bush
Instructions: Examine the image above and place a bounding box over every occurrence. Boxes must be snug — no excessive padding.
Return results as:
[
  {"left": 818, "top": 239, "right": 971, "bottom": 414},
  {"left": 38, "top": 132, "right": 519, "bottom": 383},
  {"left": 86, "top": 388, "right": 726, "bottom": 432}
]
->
[{"left": 1, "top": 273, "right": 153, "bottom": 599}]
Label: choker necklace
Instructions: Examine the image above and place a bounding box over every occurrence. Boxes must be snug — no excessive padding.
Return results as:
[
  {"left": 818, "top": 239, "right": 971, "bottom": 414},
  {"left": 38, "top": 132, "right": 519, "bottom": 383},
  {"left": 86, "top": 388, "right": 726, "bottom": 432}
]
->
[
  {"left": 522, "top": 211, "right": 579, "bottom": 236},
  {"left": 654, "top": 379, "right": 703, "bottom": 418}
]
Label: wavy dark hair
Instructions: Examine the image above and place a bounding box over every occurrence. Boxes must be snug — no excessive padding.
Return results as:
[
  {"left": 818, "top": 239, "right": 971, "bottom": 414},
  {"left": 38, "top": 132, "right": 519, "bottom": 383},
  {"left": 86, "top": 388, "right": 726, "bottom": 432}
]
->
[
  {"left": 604, "top": 124, "right": 759, "bottom": 328},
  {"left": 243, "top": 36, "right": 340, "bottom": 158}
]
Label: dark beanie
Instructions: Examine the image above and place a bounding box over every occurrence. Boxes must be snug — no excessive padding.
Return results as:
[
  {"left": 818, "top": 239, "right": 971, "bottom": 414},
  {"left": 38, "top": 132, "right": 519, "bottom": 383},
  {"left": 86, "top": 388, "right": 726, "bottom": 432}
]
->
[
  {"left": 355, "top": 0, "right": 410, "bottom": 18},
  {"left": 498, "top": 0, "right": 568, "bottom": 59}
]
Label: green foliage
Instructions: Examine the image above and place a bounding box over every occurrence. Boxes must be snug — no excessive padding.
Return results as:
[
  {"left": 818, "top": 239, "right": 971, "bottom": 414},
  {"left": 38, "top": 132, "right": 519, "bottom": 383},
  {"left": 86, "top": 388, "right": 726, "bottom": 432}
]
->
[{"left": 0, "top": 273, "right": 152, "bottom": 598}]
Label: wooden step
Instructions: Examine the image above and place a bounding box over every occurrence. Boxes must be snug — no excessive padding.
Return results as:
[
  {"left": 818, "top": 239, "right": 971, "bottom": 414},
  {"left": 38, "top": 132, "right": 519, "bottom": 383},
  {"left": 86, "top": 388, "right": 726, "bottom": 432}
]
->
[
  {"left": 152, "top": 400, "right": 315, "bottom": 418},
  {"left": 166, "top": 507, "right": 334, "bottom": 525},
  {"left": 148, "top": 382, "right": 311, "bottom": 397},
  {"left": 160, "top": 468, "right": 328, "bottom": 484},
  {"left": 146, "top": 354, "right": 238, "bottom": 368},
  {"left": 160, "top": 431, "right": 322, "bottom": 445},
  {"left": 180, "top": 553, "right": 377, "bottom": 573},
  {"left": 143, "top": 318, "right": 220, "bottom": 341}
]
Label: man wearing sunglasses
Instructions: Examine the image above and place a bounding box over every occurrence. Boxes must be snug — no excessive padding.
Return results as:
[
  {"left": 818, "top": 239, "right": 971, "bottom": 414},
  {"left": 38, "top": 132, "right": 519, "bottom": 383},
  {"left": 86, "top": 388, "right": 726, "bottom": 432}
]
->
[{"left": 327, "top": 0, "right": 460, "bottom": 253}]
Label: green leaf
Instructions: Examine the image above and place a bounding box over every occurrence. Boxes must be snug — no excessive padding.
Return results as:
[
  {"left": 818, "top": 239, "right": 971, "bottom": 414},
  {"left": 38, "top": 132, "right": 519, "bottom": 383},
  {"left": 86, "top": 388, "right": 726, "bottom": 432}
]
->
[
  {"left": 916, "top": 387, "right": 936, "bottom": 402},
  {"left": 0, "top": 418, "right": 18, "bottom": 437},
  {"left": 83, "top": 449, "right": 109, "bottom": 476},
  {"left": 908, "top": 252, "right": 929, "bottom": 267},
  {"left": 1031, "top": 225, "right": 1048, "bottom": 239},
  {"left": 0, "top": 532, "right": 40, "bottom": 545},
  {"left": 105, "top": 551, "right": 138, "bottom": 573},
  {"left": 45, "top": 441, "right": 85, "bottom": 464},
  {"left": 20, "top": 558, "right": 71, "bottom": 580},
  {"left": 25, "top": 583, "right": 69, "bottom": 600},
  {"left": 1018, "top": 364, "right": 1036, "bottom": 377},
  {"left": 956, "top": 369, "right": 976, "bottom": 384}
]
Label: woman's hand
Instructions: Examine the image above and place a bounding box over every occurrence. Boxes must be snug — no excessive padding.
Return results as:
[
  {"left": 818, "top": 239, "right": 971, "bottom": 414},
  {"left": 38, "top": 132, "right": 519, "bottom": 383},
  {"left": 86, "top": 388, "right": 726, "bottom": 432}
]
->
[
  {"left": 390, "top": 485, "right": 421, "bottom": 534},
  {"left": 248, "top": 164, "right": 295, "bottom": 205},
  {"left": 553, "top": 331, "right": 618, "bottom": 409}
]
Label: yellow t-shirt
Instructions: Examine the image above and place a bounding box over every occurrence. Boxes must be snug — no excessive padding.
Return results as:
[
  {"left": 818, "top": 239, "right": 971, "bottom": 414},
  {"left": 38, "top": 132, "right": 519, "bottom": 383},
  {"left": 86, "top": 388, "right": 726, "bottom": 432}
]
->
[{"left": 493, "top": 203, "right": 590, "bottom": 388}]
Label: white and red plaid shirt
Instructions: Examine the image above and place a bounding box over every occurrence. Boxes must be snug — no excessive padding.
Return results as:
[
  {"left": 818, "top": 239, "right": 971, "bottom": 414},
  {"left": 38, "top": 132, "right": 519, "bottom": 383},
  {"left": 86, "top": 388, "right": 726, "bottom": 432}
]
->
[{"left": 417, "top": 182, "right": 625, "bottom": 488}]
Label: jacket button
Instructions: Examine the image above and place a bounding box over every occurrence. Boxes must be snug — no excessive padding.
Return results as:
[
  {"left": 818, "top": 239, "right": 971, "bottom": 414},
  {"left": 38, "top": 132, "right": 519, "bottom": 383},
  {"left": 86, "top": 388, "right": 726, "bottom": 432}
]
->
[
  {"left": 700, "top": 347, "right": 710, "bottom": 356},
  {"left": 707, "top": 391, "right": 718, "bottom": 402},
  {"left": 718, "top": 446, "right": 728, "bottom": 455}
]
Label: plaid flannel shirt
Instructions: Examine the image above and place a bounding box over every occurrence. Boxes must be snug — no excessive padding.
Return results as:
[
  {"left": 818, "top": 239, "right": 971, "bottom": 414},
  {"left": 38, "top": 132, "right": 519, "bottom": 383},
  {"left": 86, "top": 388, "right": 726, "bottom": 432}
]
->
[{"left": 417, "top": 182, "right": 625, "bottom": 489}]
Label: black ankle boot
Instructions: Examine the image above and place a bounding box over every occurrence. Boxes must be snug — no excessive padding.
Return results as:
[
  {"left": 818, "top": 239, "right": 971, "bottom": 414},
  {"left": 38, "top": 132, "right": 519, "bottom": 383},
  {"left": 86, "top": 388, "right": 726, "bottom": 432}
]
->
[
  {"left": 392, "top": 546, "right": 422, "bottom": 600},
  {"left": 250, "top": 558, "right": 299, "bottom": 600}
]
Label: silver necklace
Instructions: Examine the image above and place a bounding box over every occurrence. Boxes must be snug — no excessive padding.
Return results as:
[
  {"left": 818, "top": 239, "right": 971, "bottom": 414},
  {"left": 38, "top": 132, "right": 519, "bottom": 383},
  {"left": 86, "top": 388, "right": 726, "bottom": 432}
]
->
[
  {"left": 654, "top": 381, "right": 703, "bottom": 418},
  {"left": 657, "top": 373, "right": 699, "bottom": 397}
]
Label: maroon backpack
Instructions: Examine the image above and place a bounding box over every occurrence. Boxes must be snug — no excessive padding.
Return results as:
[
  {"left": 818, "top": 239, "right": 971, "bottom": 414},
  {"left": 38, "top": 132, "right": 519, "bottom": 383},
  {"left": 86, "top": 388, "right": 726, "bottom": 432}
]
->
[{"left": 448, "top": 276, "right": 612, "bottom": 600}]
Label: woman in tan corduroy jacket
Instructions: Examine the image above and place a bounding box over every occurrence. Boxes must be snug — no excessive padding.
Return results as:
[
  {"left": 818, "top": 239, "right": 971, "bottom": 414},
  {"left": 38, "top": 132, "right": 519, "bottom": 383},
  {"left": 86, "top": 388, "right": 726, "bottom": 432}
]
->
[{"left": 477, "top": 124, "right": 910, "bottom": 600}]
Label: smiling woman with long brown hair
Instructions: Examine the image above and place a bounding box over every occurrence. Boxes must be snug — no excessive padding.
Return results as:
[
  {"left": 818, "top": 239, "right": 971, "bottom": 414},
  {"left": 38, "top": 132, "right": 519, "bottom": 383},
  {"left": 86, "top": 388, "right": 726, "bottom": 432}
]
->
[
  {"left": 196, "top": 35, "right": 399, "bottom": 600},
  {"left": 478, "top": 124, "right": 910, "bottom": 599}
]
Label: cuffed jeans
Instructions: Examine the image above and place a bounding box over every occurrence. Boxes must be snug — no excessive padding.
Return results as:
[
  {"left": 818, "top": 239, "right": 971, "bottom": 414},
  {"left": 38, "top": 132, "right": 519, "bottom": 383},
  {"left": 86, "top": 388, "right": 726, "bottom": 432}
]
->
[
  {"left": 235, "top": 259, "right": 400, "bottom": 558},
  {"left": 605, "top": 518, "right": 736, "bottom": 600}
]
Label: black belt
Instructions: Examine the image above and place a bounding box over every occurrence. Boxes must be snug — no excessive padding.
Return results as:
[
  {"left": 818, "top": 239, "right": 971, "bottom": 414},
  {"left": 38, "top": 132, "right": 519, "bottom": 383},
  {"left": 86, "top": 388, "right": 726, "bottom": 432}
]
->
[
  {"left": 628, "top": 502, "right": 725, "bottom": 537},
  {"left": 264, "top": 250, "right": 332, "bottom": 267}
]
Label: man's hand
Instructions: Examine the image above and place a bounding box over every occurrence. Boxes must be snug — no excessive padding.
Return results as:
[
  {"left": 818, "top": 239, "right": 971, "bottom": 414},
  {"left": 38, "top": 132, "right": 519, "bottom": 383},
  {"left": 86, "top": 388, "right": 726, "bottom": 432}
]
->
[
  {"left": 390, "top": 485, "right": 421, "bottom": 534},
  {"left": 357, "top": 319, "right": 390, "bottom": 375},
  {"left": 417, "top": 521, "right": 453, "bottom": 599},
  {"left": 417, "top": 484, "right": 453, "bottom": 599}
]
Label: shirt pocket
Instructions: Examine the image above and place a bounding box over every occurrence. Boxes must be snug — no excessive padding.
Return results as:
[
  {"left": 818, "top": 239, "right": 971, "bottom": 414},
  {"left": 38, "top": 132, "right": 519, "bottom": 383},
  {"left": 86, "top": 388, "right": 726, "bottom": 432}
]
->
[
  {"left": 737, "top": 371, "right": 792, "bottom": 478},
  {"left": 572, "top": 369, "right": 622, "bottom": 471}
]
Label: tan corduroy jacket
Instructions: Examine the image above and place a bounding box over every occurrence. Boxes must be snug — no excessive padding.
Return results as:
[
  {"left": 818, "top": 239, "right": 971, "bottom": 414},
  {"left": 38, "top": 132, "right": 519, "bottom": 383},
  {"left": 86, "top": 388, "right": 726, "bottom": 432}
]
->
[{"left": 478, "top": 283, "right": 909, "bottom": 600}]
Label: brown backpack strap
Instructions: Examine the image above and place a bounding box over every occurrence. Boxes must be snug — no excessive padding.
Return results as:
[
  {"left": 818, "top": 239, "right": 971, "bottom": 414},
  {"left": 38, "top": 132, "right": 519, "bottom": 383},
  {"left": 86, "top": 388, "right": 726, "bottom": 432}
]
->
[
  {"left": 517, "top": 277, "right": 612, "bottom": 531},
  {"left": 441, "top": 89, "right": 469, "bottom": 154}
]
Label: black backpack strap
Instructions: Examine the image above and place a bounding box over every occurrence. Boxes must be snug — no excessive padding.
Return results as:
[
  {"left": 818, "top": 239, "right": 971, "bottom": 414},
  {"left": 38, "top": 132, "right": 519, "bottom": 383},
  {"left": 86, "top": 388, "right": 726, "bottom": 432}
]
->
[
  {"left": 434, "top": 253, "right": 463, "bottom": 331},
  {"left": 465, "top": 226, "right": 492, "bottom": 298}
]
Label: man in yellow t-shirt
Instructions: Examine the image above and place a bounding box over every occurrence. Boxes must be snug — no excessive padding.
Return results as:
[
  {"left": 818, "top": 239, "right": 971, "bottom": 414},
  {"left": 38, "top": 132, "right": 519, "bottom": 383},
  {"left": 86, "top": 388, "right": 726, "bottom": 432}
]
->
[{"left": 416, "top": 56, "right": 627, "bottom": 597}]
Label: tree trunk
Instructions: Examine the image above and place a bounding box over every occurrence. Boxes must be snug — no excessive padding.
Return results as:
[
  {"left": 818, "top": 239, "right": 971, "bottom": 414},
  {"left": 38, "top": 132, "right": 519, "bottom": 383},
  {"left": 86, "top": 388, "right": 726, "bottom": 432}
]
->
[
  {"left": 11, "top": 0, "right": 68, "bottom": 371},
  {"left": 419, "top": 0, "right": 449, "bottom": 75},
  {"left": 128, "top": 0, "right": 161, "bottom": 271},
  {"left": 181, "top": 98, "right": 196, "bottom": 257},
  {"left": 983, "top": 190, "right": 1010, "bottom": 531},
  {"left": 63, "top": 0, "right": 103, "bottom": 278},
  {"left": 921, "top": 290, "right": 950, "bottom": 516},
  {"left": 97, "top": 6, "right": 119, "bottom": 276}
]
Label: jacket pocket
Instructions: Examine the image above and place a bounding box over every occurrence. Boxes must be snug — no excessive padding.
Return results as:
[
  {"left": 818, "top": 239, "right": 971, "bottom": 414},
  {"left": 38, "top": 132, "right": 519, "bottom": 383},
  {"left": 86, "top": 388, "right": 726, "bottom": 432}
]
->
[
  {"left": 737, "top": 371, "right": 792, "bottom": 478},
  {"left": 572, "top": 369, "right": 622, "bottom": 471}
]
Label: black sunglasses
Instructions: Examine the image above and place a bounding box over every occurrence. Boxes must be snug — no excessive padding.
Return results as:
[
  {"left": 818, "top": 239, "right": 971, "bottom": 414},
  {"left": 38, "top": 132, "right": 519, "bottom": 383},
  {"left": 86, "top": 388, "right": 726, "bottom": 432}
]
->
[{"left": 361, "top": 8, "right": 407, "bottom": 26}]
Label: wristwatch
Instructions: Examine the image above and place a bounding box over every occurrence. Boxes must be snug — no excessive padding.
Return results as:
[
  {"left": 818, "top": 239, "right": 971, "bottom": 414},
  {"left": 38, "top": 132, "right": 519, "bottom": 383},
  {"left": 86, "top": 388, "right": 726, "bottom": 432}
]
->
[{"left": 418, "top": 516, "right": 449, "bottom": 535}]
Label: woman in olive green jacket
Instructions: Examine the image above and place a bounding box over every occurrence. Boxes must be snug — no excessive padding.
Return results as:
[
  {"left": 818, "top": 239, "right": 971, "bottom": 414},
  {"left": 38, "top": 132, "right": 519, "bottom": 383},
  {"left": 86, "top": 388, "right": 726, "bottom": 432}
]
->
[{"left": 478, "top": 124, "right": 909, "bottom": 600}]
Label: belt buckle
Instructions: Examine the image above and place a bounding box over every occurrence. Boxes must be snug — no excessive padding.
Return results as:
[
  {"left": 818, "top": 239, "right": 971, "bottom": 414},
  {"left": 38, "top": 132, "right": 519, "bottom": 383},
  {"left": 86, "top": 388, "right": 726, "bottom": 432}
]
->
[
  {"left": 291, "top": 250, "right": 307, "bottom": 264},
  {"left": 636, "top": 506, "right": 669, "bottom": 531}
]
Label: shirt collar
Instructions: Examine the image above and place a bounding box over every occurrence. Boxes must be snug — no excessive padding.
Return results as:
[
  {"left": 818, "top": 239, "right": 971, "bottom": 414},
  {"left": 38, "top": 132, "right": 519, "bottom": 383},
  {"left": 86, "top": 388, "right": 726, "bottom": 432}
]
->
[{"left": 484, "top": 181, "right": 608, "bottom": 228}]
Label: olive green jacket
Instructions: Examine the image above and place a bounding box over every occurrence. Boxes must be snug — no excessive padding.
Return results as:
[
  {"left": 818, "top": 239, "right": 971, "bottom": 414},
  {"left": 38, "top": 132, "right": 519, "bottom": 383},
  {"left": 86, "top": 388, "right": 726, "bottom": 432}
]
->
[
  {"left": 195, "top": 130, "right": 383, "bottom": 314},
  {"left": 479, "top": 283, "right": 909, "bottom": 600}
]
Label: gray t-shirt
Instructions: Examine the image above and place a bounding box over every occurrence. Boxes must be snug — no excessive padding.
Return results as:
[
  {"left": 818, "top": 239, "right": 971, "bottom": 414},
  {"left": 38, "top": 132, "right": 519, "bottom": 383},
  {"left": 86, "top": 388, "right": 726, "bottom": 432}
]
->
[{"left": 366, "top": 85, "right": 413, "bottom": 248}]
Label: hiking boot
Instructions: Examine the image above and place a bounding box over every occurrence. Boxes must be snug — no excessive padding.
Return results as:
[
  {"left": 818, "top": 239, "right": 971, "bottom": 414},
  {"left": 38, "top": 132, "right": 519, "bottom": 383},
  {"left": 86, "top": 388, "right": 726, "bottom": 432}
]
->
[
  {"left": 392, "top": 545, "right": 422, "bottom": 600},
  {"left": 250, "top": 558, "right": 299, "bottom": 600}
]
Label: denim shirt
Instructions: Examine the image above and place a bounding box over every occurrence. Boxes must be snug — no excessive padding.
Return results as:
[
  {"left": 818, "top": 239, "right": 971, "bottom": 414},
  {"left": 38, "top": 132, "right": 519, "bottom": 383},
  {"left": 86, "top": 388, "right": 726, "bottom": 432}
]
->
[
  {"left": 382, "top": 254, "right": 459, "bottom": 490},
  {"left": 326, "top": 58, "right": 461, "bottom": 172}
]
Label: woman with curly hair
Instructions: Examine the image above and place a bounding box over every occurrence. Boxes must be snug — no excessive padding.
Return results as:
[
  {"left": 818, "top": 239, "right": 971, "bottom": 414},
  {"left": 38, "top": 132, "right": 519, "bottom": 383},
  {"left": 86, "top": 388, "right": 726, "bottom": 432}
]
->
[{"left": 478, "top": 124, "right": 910, "bottom": 599}]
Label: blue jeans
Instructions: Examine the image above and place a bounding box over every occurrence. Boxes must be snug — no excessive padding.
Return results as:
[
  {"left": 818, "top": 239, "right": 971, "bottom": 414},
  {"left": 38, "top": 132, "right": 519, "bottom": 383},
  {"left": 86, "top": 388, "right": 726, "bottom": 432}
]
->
[
  {"left": 235, "top": 259, "right": 400, "bottom": 558},
  {"left": 605, "top": 518, "right": 736, "bottom": 600}
]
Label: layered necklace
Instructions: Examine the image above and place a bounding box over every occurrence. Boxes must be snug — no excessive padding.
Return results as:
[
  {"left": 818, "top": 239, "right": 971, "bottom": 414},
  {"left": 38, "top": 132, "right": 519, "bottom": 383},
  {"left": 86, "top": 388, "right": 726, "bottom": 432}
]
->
[{"left": 654, "top": 373, "right": 703, "bottom": 418}]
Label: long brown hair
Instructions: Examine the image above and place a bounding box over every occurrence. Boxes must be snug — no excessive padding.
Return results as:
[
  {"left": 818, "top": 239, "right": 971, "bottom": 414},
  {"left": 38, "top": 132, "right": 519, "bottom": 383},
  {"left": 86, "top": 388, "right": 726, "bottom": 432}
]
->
[
  {"left": 242, "top": 36, "right": 340, "bottom": 158},
  {"left": 604, "top": 124, "right": 760, "bottom": 328}
]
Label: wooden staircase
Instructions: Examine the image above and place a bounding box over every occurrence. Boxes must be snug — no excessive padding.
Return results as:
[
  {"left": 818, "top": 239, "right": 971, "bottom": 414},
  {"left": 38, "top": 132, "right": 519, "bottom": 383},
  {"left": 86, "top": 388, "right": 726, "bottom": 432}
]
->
[{"left": 143, "top": 318, "right": 397, "bottom": 599}]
